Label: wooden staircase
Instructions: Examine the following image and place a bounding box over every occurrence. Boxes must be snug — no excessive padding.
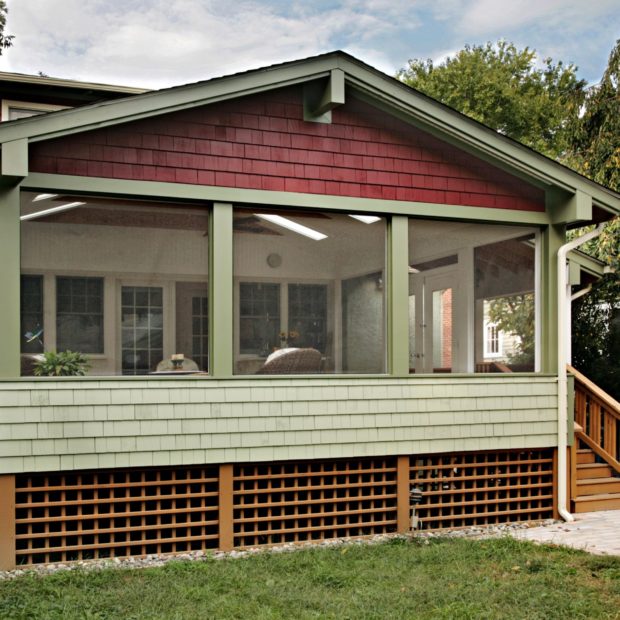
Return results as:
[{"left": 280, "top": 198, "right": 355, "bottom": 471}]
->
[
  {"left": 573, "top": 446, "right": 620, "bottom": 513},
  {"left": 569, "top": 366, "right": 620, "bottom": 513}
]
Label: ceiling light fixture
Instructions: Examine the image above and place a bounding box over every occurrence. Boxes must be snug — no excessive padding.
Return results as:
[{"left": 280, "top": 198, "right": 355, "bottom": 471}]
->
[
  {"left": 349, "top": 214, "right": 381, "bottom": 224},
  {"left": 255, "top": 213, "right": 327, "bottom": 241},
  {"left": 20, "top": 202, "right": 86, "bottom": 221},
  {"left": 32, "top": 193, "right": 59, "bottom": 202}
]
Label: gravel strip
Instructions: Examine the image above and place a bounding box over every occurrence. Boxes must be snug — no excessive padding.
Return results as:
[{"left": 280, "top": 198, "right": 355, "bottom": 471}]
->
[{"left": 0, "top": 519, "right": 557, "bottom": 581}]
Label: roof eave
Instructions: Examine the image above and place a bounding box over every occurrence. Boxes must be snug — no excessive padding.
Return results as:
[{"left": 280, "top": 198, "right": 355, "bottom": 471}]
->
[{"left": 0, "top": 51, "right": 618, "bottom": 216}]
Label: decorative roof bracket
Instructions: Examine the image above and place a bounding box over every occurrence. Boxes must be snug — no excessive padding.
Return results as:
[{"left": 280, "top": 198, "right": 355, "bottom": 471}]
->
[{"left": 303, "top": 69, "right": 345, "bottom": 124}]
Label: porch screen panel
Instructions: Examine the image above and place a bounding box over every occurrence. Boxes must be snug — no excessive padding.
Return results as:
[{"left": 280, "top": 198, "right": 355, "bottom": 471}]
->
[
  {"left": 474, "top": 234, "right": 536, "bottom": 372},
  {"left": 20, "top": 191, "right": 209, "bottom": 376},
  {"left": 233, "top": 207, "right": 386, "bottom": 375},
  {"left": 409, "top": 219, "right": 537, "bottom": 374}
]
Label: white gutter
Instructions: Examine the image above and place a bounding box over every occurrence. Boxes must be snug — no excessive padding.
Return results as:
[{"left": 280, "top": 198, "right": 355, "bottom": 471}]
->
[{"left": 557, "top": 223, "right": 605, "bottom": 522}]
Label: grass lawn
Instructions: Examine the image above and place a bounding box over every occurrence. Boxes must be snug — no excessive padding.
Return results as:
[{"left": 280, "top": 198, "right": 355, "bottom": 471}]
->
[{"left": 1, "top": 537, "right": 619, "bottom": 619}]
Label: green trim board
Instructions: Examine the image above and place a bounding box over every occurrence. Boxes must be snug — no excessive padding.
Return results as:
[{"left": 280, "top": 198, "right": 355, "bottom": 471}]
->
[
  {"left": 388, "top": 216, "right": 409, "bottom": 376},
  {"left": 0, "top": 375, "right": 558, "bottom": 474},
  {"left": 22, "top": 173, "right": 552, "bottom": 225},
  {"left": 303, "top": 69, "right": 346, "bottom": 123},
  {"left": 210, "top": 203, "right": 234, "bottom": 377},
  {"left": 0, "top": 185, "right": 21, "bottom": 378},
  {"left": 0, "top": 139, "right": 28, "bottom": 178},
  {"left": 569, "top": 249, "right": 609, "bottom": 280},
  {"left": 540, "top": 223, "right": 565, "bottom": 373},
  {"left": 1, "top": 51, "right": 619, "bottom": 215}
]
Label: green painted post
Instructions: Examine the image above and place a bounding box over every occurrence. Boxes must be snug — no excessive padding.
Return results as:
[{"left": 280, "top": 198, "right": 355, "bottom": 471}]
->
[
  {"left": 388, "top": 215, "right": 409, "bottom": 376},
  {"left": 541, "top": 223, "right": 565, "bottom": 374},
  {"left": 0, "top": 183, "right": 21, "bottom": 378},
  {"left": 209, "top": 202, "right": 234, "bottom": 377}
]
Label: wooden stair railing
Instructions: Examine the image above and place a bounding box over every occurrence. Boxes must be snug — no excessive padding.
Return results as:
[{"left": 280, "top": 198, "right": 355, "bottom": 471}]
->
[{"left": 568, "top": 365, "right": 620, "bottom": 475}]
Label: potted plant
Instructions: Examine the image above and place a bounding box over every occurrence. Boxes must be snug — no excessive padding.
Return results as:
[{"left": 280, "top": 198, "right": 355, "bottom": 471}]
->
[{"left": 33, "top": 350, "right": 91, "bottom": 377}]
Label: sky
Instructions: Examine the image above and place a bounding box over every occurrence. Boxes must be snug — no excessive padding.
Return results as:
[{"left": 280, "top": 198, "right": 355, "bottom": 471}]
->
[{"left": 0, "top": 0, "right": 618, "bottom": 90}]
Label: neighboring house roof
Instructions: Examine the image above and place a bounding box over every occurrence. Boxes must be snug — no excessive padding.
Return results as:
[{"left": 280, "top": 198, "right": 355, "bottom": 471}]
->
[
  {"left": 0, "top": 71, "right": 149, "bottom": 108},
  {"left": 1, "top": 51, "right": 619, "bottom": 217}
]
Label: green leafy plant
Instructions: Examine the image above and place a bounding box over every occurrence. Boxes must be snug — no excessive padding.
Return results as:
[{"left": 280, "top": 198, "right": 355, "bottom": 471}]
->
[{"left": 33, "top": 350, "right": 90, "bottom": 377}]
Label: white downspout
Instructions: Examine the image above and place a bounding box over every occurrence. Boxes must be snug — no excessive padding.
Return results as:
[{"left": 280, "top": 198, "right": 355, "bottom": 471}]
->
[{"left": 557, "top": 223, "right": 605, "bottom": 522}]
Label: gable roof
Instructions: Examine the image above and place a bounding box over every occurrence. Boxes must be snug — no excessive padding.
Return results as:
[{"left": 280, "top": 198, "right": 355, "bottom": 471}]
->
[{"left": 1, "top": 51, "right": 619, "bottom": 216}]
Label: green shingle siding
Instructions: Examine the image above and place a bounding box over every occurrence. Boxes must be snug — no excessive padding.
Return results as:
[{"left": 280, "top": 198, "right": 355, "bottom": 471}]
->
[{"left": 0, "top": 376, "right": 557, "bottom": 474}]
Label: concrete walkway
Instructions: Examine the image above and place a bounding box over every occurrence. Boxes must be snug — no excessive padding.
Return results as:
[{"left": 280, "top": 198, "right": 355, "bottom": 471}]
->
[{"left": 511, "top": 511, "right": 620, "bottom": 555}]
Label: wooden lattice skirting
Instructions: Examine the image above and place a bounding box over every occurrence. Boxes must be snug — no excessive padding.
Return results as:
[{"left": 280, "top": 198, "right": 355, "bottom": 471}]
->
[{"left": 2, "top": 448, "right": 555, "bottom": 567}]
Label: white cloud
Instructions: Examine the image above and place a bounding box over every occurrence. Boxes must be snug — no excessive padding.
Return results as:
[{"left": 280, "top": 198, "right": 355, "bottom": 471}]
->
[
  {"left": 0, "top": 0, "right": 616, "bottom": 88},
  {"left": 457, "top": 0, "right": 618, "bottom": 37},
  {"left": 0, "top": 0, "right": 419, "bottom": 87}
]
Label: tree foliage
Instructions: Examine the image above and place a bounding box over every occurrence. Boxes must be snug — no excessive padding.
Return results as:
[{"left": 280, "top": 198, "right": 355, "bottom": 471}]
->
[
  {"left": 0, "top": 1, "right": 13, "bottom": 53},
  {"left": 567, "top": 40, "right": 620, "bottom": 399},
  {"left": 488, "top": 294, "right": 535, "bottom": 368},
  {"left": 572, "top": 276, "right": 620, "bottom": 399},
  {"left": 567, "top": 39, "right": 620, "bottom": 273},
  {"left": 397, "top": 40, "right": 586, "bottom": 159},
  {"left": 398, "top": 39, "right": 619, "bottom": 392}
]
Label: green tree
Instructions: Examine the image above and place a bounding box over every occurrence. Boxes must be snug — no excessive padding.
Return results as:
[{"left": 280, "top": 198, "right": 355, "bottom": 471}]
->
[
  {"left": 568, "top": 40, "right": 620, "bottom": 399},
  {"left": 488, "top": 293, "right": 535, "bottom": 368},
  {"left": 0, "top": 1, "right": 13, "bottom": 53},
  {"left": 399, "top": 39, "right": 619, "bottom": 393},
  {"left": 567, "top": 39, "right": 620, "bottom": 272},
  {"left": 397, "top": 40, "right": 586, "bottom": 159}
]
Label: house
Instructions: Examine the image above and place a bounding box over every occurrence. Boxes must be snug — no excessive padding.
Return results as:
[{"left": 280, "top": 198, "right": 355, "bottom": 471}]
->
[
  {"left": 0, "top": 52, "right": 619, "bottom": 569},
  {"left": 0, "top": 70, "right": 147, "bottom": 121}
]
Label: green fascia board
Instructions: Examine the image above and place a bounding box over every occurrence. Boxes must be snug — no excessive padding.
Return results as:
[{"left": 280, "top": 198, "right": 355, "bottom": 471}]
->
[
  {"left": 569, "top": 249, "right": 608, "bottom": 280},
  {"left": 2, "top": 51, "right": 619, "bottom": 216},
  {"left": 0, "top": 56, "right": 339, "bottom": 144},
  {"left": 22, "top": 173, "right": 551, "bottom": 225}
]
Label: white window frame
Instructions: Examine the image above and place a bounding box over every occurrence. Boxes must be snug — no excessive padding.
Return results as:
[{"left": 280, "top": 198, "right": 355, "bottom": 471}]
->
[
  {"left": 483, "top": 320, "right": 504, "bottom": 358},
  {"left": 1, "top": 99, "right": 69, "bottom": 122}
]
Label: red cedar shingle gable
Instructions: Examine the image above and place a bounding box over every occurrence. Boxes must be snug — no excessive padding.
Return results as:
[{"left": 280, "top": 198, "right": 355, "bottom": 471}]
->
[{"left": 29, "top": 85, "right": 545, "bottom": 212}]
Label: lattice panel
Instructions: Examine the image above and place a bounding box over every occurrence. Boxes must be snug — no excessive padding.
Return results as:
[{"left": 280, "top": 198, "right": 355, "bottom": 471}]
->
[
  {"left": 15, "top": 466, "right": 220, "bottom": 565},
  {"left": 409, "top": 449, "right": 554, "bottom": 530},
  {"left": 233, "top": 458, "right": 398, "bottom": 547}
]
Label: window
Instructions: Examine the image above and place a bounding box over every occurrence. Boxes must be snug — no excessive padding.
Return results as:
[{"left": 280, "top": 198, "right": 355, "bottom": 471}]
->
[
  {"left": 57, "top": 276, "right": 104, "bottom": 353},
  {"left": 20, "top": 192, "right": 209, "bottom": 376},
  {"left": 121, "top": 286, "right": 163, "bottom": 375},
  {"left": 484, "top": 321, "right": 503, "bottom": 358},
  {"left": 288, "top": 283, "right": 328, "bottom": 351},
  {"left": 234, "top": 207, "right": 386, "bottom": 374},
  {"left": 239, "top": 283, "right": 280, "bottom": 355},
  {"left": 21, "top": 275, "right": 44, "bottom": 353}
]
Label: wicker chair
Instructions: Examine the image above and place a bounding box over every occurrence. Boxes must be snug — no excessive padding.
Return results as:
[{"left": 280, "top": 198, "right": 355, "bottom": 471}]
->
[{"left": 256, "top": 347, "right": 322, "bottom": 374}]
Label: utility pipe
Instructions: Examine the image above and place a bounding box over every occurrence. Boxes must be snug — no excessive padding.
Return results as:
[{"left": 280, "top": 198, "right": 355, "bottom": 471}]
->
[{"left": 557, "top": 223, "right": 605, "bottom": 522}]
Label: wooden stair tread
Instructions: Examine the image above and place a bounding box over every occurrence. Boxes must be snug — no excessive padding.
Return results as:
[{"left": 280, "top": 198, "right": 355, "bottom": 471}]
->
[
  {"left": 577, "top": 477, "right": 620, "bottom": 485},
  {"left": 572, "top": 492, "right": 620, "bottom": 512},
  {"left": 574, "top": 492, "right": 620, "bottom": 501}
]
